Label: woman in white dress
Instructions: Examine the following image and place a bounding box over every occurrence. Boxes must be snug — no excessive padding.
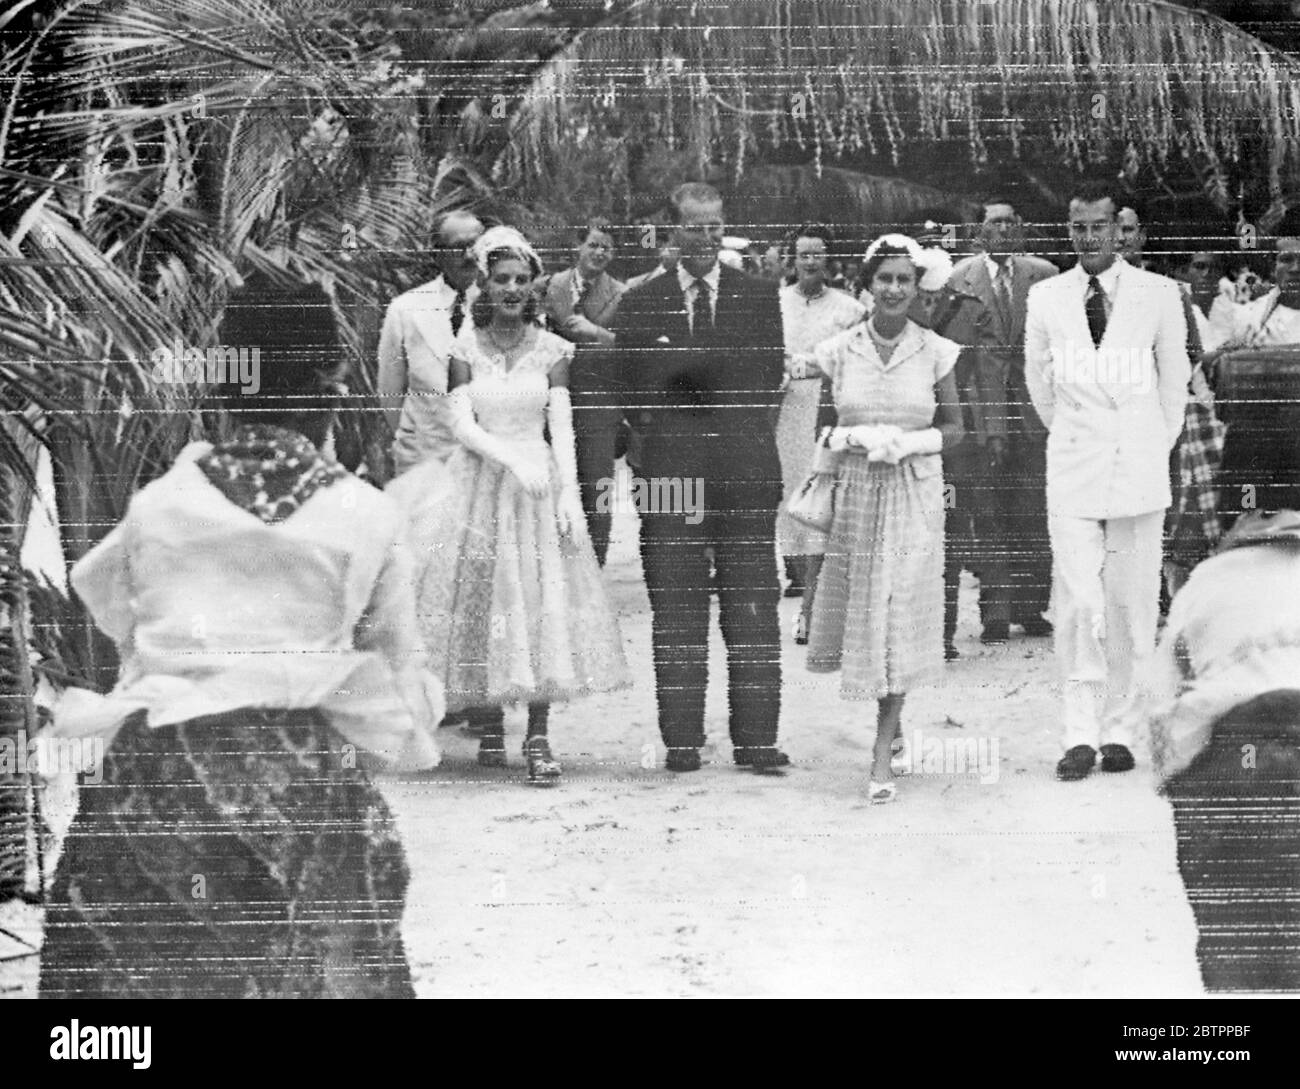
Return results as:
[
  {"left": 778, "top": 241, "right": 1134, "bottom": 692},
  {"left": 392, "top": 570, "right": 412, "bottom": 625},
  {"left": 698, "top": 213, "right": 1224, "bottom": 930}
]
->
[
  {"left": 776, "top": 224, "right": 865, "bottom": 640},
  {"left": 388, "top": 227, "right": 629, "bottom": 785}
]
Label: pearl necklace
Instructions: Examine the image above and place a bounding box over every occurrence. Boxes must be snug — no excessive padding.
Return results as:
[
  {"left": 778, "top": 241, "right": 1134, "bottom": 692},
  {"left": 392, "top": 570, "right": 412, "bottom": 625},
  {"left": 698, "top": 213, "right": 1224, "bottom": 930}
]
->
[
  {"left": 868, "top": 317, "right": 907, "bottom": 345},
  {"left": 485, "top": 323, "right": 527, "bottom": 360}
]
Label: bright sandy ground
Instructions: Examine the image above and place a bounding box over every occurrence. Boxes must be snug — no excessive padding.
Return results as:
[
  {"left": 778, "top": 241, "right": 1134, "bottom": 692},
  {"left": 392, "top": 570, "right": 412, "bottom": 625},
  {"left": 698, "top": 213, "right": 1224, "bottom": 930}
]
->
[{"left": 2, "top": 500, "right": 1203, "bottom": 998}]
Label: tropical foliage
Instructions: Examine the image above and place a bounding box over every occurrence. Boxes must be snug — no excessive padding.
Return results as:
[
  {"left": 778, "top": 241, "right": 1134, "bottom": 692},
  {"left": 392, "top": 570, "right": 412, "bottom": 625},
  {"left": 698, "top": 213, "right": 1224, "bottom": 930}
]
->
[
  {"left": 502, "top": 0, "right": 1300, "bottom": 225},
  {"left": 0, "top": 0, "right": 638, "bottom": 898}
]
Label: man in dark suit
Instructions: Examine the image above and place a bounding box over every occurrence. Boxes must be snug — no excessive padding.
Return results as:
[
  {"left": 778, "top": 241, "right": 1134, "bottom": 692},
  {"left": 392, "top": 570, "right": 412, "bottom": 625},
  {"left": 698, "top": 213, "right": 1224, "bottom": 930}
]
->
[
  {"left": 912, "top": 279, "right": 990, "bottom": 660},
  {"left": 947, "top": 199, "right": 1059, "bottom": 642},
  {"left": 610, "top": 182, "right": 788, "bottom": 773},
  {"left": 538, "top": 219, "right": 627, "bottom": 564}
]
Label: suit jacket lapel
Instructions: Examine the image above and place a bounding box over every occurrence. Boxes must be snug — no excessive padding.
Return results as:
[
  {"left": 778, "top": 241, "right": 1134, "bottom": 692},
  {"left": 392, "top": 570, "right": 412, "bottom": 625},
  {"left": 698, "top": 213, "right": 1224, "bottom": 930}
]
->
[
  {"left": 654, "top": 269, "right": 690, "bottom": 339},
  {"left": 1007, "top": 257, "right": 1035, "bottom": 344},
  {"left": 406, "top": 284, "right": 456, "bottom": 354},
  {"left": 1066, "top": 272, "right": 1095, "bottom": 357},
  {"left": 969, "top": 259, "right": 1012, "bottom": 342},
  {"left": 585, "top": 272, "right": 620, "bottom": 325}
]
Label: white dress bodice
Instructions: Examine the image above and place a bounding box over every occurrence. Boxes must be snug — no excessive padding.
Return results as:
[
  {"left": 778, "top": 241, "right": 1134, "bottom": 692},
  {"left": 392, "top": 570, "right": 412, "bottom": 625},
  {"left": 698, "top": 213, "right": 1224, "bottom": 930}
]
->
[{"left": 451, "top": 326, "right": 575, "bottom": 450}]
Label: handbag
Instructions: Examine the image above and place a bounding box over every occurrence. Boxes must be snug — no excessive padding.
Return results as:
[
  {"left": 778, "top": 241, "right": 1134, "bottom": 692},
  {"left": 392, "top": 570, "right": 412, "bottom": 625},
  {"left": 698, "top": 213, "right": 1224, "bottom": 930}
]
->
[{"left": 785, "top": 427, "right": 845, "bottom": 533}]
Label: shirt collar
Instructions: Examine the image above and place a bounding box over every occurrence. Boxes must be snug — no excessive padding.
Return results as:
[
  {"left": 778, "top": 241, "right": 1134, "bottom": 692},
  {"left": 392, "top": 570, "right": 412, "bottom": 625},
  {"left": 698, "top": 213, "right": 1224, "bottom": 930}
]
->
[
  {"left": 1072, "top": 256, "right": 1125, "bottom": 294},
  {"left": 984, "top": 254, "right": 1011, "bottom": 283},
  {"left": 433, "top": 275, "right": 477, "bottom": 303},
  {"left": 677, "top": 262, "right": 721, "bottom": 295}
]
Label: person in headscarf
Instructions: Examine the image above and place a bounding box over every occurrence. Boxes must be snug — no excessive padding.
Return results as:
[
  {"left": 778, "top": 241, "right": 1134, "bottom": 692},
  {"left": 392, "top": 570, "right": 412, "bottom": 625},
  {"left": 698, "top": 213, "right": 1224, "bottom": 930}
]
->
[
  {"left": 1148, "top": 505, "right": 1300, "bottom": 992},
  {"left": 39, "top": 274, "right": 441, "bottom": 998}
]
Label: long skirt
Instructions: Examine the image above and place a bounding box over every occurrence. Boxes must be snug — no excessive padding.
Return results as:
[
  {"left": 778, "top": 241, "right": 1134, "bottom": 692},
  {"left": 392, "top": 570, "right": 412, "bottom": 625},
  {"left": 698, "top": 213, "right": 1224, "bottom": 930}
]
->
[
  {"left": 389, "top": 447, "right": 630, "bottom": 712},
  {"left": 807, "top": 455, "right": 946, "bottom": 698},
  {"left": 38, "top": 708, "right": 415, "bottom": 999}
]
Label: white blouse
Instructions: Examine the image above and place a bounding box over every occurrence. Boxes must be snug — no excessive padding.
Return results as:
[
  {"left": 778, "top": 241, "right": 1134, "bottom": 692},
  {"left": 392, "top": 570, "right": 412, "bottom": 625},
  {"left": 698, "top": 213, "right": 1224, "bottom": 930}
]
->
[{"left": 50, "top": 442, "right": 442, "bottom": 769}]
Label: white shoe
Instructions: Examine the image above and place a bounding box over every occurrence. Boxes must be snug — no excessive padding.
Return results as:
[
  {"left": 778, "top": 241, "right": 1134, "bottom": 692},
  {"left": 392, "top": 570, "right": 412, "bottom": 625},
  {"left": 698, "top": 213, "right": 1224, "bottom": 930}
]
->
[{"left": 868, "top": 779, "right": 898, "bottom": 804}]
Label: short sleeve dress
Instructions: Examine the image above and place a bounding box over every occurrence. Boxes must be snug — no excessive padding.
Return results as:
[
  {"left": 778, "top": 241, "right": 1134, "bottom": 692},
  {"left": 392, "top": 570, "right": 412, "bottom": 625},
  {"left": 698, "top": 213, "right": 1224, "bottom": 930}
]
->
[
  {"left": 806, "top": 320, "right": 960, "bottom": 698},
  {"left": 386, "top": 325, "right": 630, "bottom": 711}
]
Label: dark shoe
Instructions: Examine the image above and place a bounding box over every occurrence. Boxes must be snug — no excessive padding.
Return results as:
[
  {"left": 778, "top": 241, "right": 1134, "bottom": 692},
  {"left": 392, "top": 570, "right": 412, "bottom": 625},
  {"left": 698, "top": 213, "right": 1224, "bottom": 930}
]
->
[
  {"left": 1099, "top": 743, "right": 1135, "bottom": 773},
  {"left": 665, "top": 747, "right": 702, "bottom": 772},
  {"left": 735, "top": 746, "right": 790, "bottom": 773},
  {"left": 980, "top": 622, "right": 1010, "bottom": 645},
  {"left": 1056, "top": 745, "right": 1097, "bottom": 781},
  {"left": 477, "top": 735, "right": 507, "bottom": 768},
  {"left": 944, "top": 643, "right": 960, "bottom": 662},
  {"left": 1019, "top": 617, "right": 1054, "bottom": 637},
  {"left": 524, "top": 735, "right": 562, "bottom": 785}
]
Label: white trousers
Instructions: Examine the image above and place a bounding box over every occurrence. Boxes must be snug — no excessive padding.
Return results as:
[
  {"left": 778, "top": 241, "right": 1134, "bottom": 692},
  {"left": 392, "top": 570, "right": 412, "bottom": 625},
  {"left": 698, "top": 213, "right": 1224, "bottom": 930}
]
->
[{"left": 1047, "top": 510, "right": 1164, "bottom": 752}]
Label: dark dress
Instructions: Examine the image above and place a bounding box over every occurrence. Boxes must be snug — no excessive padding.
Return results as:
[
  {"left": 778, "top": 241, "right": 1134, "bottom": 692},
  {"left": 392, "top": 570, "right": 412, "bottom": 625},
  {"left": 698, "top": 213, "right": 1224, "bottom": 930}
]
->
[{"left": 39, "top": 709, "right": 414, "bottom": 999}]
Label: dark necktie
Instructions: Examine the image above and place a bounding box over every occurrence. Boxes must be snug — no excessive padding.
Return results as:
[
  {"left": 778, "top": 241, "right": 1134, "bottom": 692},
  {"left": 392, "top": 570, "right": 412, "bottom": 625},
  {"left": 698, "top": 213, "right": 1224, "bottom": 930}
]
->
[
  {"left": 1085, "top": 275, "right": 1107, "bottom": 347},
  {"left": 994, "top": 265, "right": 1012, "bottom": 325},
  {"left": 574, "top": 275, "right": 593, "bottom": 319},
  {"left": 450, "top": 289, "right": 466, "bottom": 336},
  {"left": 691, "top": 277, "right": 712, "bottom": 335}
]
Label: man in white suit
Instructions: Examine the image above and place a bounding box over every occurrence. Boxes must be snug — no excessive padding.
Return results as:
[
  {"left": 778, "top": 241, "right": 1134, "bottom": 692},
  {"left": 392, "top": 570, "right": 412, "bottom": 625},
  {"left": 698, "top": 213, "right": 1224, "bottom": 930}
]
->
[
  {"left": 377, "top": 209, "right": 484, "bottom": 475},
  {"left": 1025, "top": 181, "right": 1191, "bottom": 780}
]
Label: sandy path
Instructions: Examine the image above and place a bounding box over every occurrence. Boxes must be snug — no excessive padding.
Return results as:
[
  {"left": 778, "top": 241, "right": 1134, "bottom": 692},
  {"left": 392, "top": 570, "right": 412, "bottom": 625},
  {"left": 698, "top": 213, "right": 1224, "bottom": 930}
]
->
[
  {"left": 1, "top": 502, "right": 1202, "bottom": 998},
  {"left": 383, "top": 507, "right": 1204, "bottom": 997}
]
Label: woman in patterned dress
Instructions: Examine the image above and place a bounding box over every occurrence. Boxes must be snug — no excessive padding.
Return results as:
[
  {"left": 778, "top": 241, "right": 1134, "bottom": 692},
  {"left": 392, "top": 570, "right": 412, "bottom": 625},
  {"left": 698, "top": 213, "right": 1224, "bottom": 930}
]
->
[
  {"left": 387, "top": 227, "right": 629, "bottom": 785},
  {"left": 776, "top": 224, "right": 865, "bottom": 641},
  {"left": 803, "top": 235, "right": 965, "bottom": 803},
  {"left": 39, "top": 279, "right": 441, "bottom": 998}
]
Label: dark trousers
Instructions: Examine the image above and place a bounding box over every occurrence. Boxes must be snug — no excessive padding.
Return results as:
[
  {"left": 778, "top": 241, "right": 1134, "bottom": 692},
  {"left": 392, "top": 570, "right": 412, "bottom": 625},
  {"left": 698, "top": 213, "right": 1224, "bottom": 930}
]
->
[
  {"left": 574, "top": 407, "right": 622, "bottom": 567},
  {"left": 639, "top": 508, "right": 781, "bottom": 750},
  {"left": 944, "top": 505, "right": 976, "bottom": 647},
  {"left": 973, "top": 434, "right": 1051, "bottom": 625},
  {"left": 1164, "top": 690, "right": 1300, "bottom": 992},
  {"left": 943, "top": 440, "right": 990, "bottom": 642}
]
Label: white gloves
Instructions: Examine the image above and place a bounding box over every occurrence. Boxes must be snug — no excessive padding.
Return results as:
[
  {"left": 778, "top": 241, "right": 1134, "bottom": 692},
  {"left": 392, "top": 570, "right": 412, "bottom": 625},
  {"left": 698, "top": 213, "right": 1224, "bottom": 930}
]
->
[
  {"left": 449, "top": 385, "right": 549, "bottom": 496},
  {"left": 877, "top": 427, "right": 943, "bottom": 463},
  {"left": 555, "top": 487, "right": 585, "bottom": 538},
  {"left": 827, "top": 424, "right": 903, "bottom": 455},
  {"left": 545, "top": 385, "right": 584, "bottom": 538},
  {"left": 827, "top": 425, "right": 942, "bottom": 463}
]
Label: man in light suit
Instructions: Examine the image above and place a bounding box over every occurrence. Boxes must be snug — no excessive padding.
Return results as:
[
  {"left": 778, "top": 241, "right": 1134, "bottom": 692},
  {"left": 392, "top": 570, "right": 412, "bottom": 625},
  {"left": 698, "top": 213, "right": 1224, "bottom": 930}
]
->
[
  {"left": 610, "top": 182, "right": 788, "bottom": 773},
  {"left": 377, "top": 209, "right": 484, "bottom": 475},
  {"left": 1025, "top": 181, "right": 1191, "bottom": 781},
  {"left": 538, "top": 219, "right": 627, "bottom": 564},
  {"left": 948, "top": 200, "right": 1059, "bottom": 642}
]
